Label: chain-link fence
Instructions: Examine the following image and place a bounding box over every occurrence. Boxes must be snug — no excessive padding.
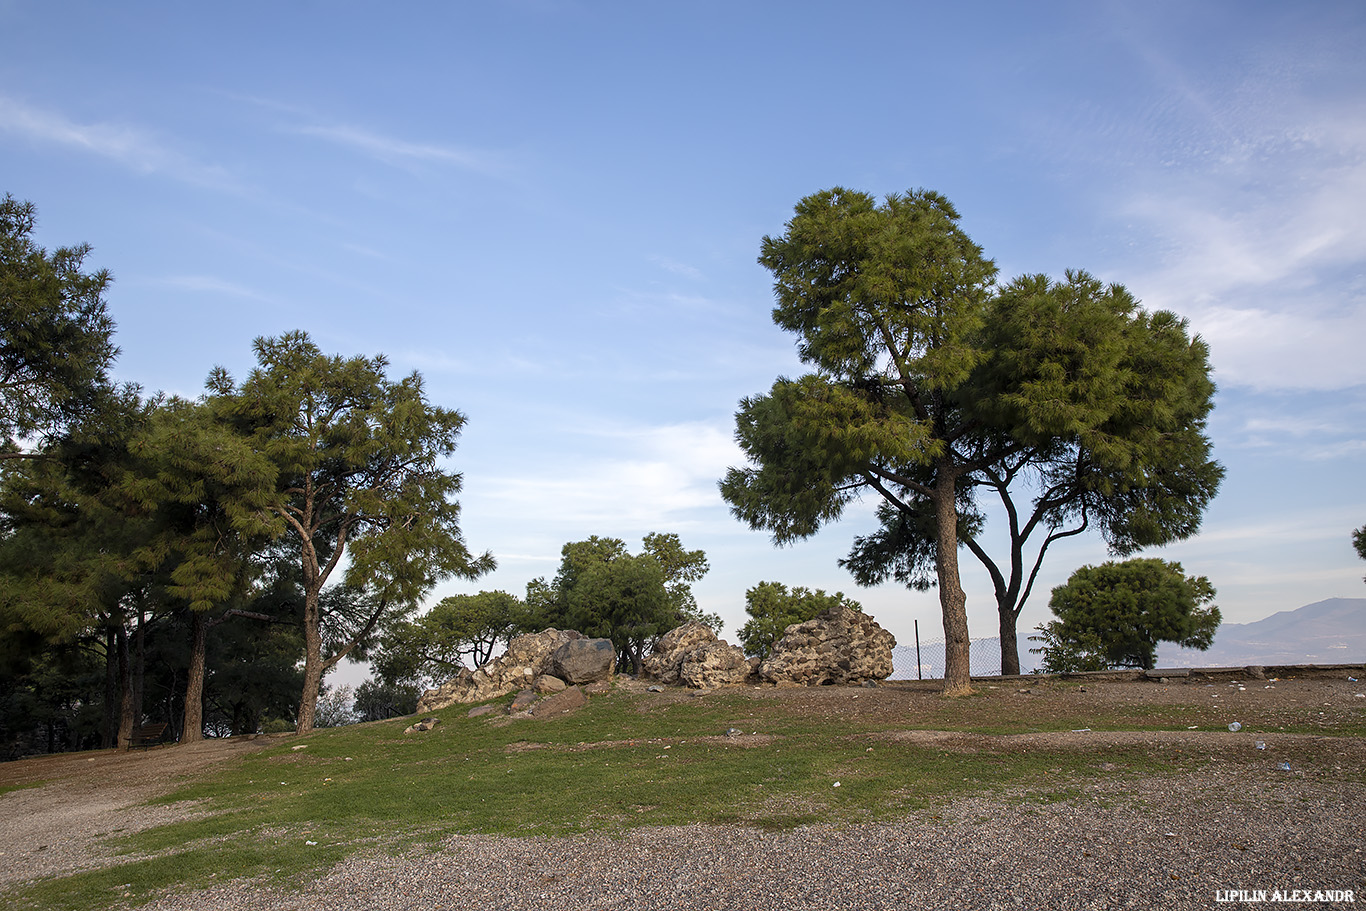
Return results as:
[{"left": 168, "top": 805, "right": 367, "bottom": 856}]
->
[{"left": 890, "top": 638, "right": 1004, "bottom": 679}]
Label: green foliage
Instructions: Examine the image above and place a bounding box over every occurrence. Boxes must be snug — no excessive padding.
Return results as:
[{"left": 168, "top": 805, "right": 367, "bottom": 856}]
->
[
  {"left": 723, "top": 189, "right": 1221, "bottom": 683},
  {"left": 737, "top": 581, "right": 861, "bottom": 661},
  {"left": 1027, "top": 621, "right": 1111, "bottom": 674},
  {"left": 352, "top": 677, "right": 420, "bottom": 722},
  {"left": 641, "top": 532, "right": 718, "bottom": 629},
  {"left": 121, "top": 398, "right": 279, "bottom": 612},
  {"left": 208, "top": 331, "right": 495, "bottom": 732},
  {"left": 722, "top": 187, "right": 997, "bottom": 692},
  {"left": 1040, "top": 558, "right": 1220, "bottom": 670},
  {"left": 0, "top": 195, "right": 118, "bottom": 455},
  {"left": 1355, "top": 525, "right": 1365, "bottom": 581},
  {"left": 528, "top": 533, "right": 711, "bottom": 674},
  {"left": 313, "top": 683, "right": 356, "bottom": 728},
  {"left": 374, "top": 590, "right": 523, "bottom": 685}
]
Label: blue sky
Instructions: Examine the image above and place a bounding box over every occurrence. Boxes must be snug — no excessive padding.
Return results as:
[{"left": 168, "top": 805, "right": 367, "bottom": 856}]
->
[{"left": 3, "top": 1, "right": 1364, "bottom": 669}]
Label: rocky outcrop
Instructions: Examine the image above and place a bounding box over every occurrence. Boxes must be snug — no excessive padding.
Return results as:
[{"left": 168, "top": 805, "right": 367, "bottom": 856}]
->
[
  {"left": 644, "top": 622, "right": 720, "bottom": 684},
  {"left": 416, "top": 629, "right": 582, "bottom": 712},
  {"left": 679, "top": 641, "right": 753, "bottom": 689},
  {"left": 759, "top": 606, "right": 895, "bottom": 686},
  {"left": 644, "top": 622, "right": 753, "bottom": 688},
  {"left": 552, "top": 638, "right": 616, "bottom": 684}
]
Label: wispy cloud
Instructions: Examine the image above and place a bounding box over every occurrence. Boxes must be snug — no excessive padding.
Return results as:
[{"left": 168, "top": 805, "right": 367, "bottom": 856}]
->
[
  {"left": 0, "top": 94, "right": 238, "bottom": 189},
  {"left": 153, "top": 274, "right": 272, "bottom": 302},
  {"left": 648, "top": 254, "right": 704, "bottom": 280},
  {"left": 223, "top": 91, "right": 518, "bottom": 178},
  {"left": 1053, "top": 19, "right": 1366, "bottom": 393},
  {"left": 288, "top": 122, "right": 512, "bottom": 177}
]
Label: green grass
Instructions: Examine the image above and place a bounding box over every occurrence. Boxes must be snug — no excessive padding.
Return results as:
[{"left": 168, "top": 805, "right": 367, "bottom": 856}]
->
[
  {"left": 4, "top": 684, "right": 1360, "bottom": 911},
  {"left": 0, "top": 779, "right": 45, "bottom": 797}
]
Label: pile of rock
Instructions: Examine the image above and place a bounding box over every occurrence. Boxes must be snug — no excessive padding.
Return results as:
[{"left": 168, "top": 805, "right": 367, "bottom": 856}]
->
[
  {"left": 758, "top": 605, "right": 895, "bottom": 686},
  {"left": 416, "top": 605, "right": 896, "bottom": 712},
  {"left": 643, "top": 622, "right": 755, "bottom": 688},
  {"left": 417, "top": 630, "right": 616, "bottom": 713}
]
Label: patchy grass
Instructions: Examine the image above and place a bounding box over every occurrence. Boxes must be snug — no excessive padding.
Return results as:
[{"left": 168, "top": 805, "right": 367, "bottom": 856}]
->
[
  {"left": 0, "top": 779, "right": 45, "bottom": 797},
  {"left": 4, "top": 681, "right": 1361, "bottom": 911}
]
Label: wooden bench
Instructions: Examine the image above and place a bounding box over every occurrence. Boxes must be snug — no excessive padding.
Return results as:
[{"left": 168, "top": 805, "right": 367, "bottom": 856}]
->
[{"left": 129, "top": 722, "right": 170, "bottom": 750}]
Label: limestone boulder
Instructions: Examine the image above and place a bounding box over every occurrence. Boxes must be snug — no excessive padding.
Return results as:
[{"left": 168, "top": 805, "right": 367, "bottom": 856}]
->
[
  {"left": 530, "top": 685, "right": 587, "bottom": 718},
  {"left": 679, "top": 641, "right": 752, "bottom": 689},
  {"left": 759, "top": 606, "right": 895, "bottom": 686},
  {"left": 643, "top": 622, "right": 720, "bottom": 684},
  {"left": 552, "top": 638, "right": 616, "bottom": 684},
  {"left": 535, "top": 674, "right": 568, "bottom": 694},
  {"left": 417, "top": 629, "right": 582, "bottom": 712},
  {"left": 403, "top": 717, "right": 441, "bottom": 734}
]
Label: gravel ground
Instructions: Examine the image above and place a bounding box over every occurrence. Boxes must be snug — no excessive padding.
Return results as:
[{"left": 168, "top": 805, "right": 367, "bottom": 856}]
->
[{"left": 133, "top": 771, "right": 1364, "bottom": 911}]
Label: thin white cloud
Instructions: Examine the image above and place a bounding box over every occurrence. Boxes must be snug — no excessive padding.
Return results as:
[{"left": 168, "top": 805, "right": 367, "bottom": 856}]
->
[
  {"left": 648, "top": 254, "right": 704, "bottom": 280},
  {"left": 289, "top": 122, "right": 511, "bottom": 176},
  {"left": 1054, "top": 21, "right": 1366, "bottom": 393},
  {"left": 154, "top": 274, "right": 272, "bottom": 301},
  {"left": 0, "top": 94, "right": 237, "bottom": 189}
]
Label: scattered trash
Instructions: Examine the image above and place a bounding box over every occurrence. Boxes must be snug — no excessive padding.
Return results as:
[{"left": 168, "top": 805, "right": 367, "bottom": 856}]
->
[
  {"left": 724, "top": 728, "right": 742, "bottom": 738},
  {"left": 291, "top": 745, "right": 308, "bottom": 751},
  {"left": 648, "top": 685, "right": 664, "bottom": 693},
  {"left": 1164, "top": 832, "right": 1178, "bottom": 839},
  {"left": 832, "top": 781, "right": 841, "bottom": 788},
  {"left": 1255, "top": 741, "right": 1266, "bottom": 750},
  {"left": 1228, "top": 722, "right": 1242, "bottom": 732},
  {"left": 1071, "top": 728, "right": 1092, "bottom": 733},
  {"left": 305, "top": 840, "right": 317, "bottom": 846},
  {"left": 1278, "top": 762, "right": 1292, "bottom": 771},
  {"left": 1187, "top": 726, "right": 1199, "bottom": 730},
  {"left": 1349, "top": 677, "right": 1358, "bottom": 683}
]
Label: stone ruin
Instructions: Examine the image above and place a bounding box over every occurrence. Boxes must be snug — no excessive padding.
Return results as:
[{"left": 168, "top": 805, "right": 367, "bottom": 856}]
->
[
  {"left": 415, "top": 604, "right": 897, "bottom": 717},
  {"left": 758, "top": 604, "right": 895, "bottom": 685},
  {"left": 416, "top": 629, "right": 616, "bottom": 713},
  {"left": 643, "top": 622, "right": 754, "bottom": 688}
]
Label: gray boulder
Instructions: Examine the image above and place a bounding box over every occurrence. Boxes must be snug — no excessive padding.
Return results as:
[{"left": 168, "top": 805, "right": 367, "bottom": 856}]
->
[
  {"left": 552, "top": 638, "right": 616, "bottom": 684},
  {"left": 643, "top": 622, "right": 720, "bottom": 684},
  {"left": 530, "top": 685, "right": 588, "bottom": 718},
  {"left": 759, "top": 605, "right": 895, "bottom": 686},
  {"left": 417, "top": 629, "right": 582, "bottom": 712},
  {"left": 680, "top": 641, "right": 752, "bottom": 689}
]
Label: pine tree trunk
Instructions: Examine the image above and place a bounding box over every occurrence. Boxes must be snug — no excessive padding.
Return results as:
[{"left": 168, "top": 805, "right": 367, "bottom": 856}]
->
[
  {"left": 133, "top": 606, "right": 147, "bottom": 726},
  {"left": 933, "top": 468, "right": 973, "bottom": 696},
  {"left": 182, "top": 611, "right": 208, "bottom": 744},
  {"left": 102, "top": 626, "right": 118, "bottom": 749},
  {"left": 116, "top": 624, "right": 135, "bottom": 750},
  {"left": 999, "top": 609, "right": 1021, "bottom": 676},
  {"left": 296, "top": 590, "right": 323, "bottom": 734}
]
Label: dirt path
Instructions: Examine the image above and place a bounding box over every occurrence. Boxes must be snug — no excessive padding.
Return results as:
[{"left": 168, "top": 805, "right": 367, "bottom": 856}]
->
[{"left": 0, "top": 735, "right": 286, "bottom": 886}]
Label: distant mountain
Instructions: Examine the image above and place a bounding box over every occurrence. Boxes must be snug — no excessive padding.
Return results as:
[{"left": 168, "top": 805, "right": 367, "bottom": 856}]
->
[
  {"left": 889, "top": 598, "right": 1366, "bottom": 678},
  {"left": 1157, "top": 598, "right": 1366, "bottom": 667}
]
